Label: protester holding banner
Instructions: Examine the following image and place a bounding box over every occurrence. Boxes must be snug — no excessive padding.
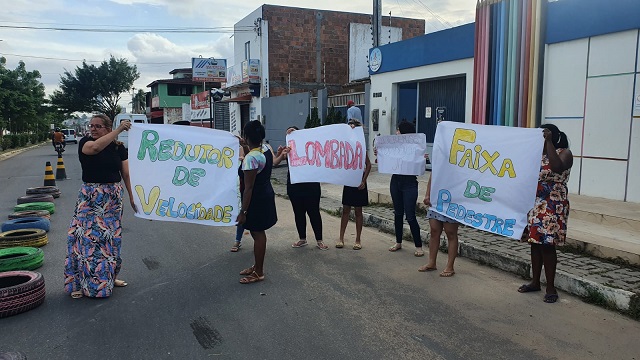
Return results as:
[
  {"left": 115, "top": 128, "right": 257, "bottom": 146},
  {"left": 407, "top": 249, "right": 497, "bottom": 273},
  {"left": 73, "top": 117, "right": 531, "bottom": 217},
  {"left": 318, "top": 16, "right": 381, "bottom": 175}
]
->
[
  {"left": 337, "top": 120, "right": 372, "bottom": 250},
  {"left": 274, "top": 126, "right": 328, "bottom": 250},
  {"left": 64, "top": 114, "right": 136, "bottom": 299},
  {"left": 418, "top": 174, "right": 460, "bottom": 277},
  {"left": 236, "top": 120, "right": 277, "bottom": 284},
  {"left": 385, "top": 121, "right": 425, "bottom": 256},
  {"left": 518, "top": 124, "right": 573, "bottom": 303}
]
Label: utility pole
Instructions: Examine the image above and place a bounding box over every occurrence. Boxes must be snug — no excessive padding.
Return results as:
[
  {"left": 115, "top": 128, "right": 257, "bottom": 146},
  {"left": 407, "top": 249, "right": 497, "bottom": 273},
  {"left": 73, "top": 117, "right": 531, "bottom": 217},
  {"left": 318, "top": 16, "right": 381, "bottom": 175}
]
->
[{"left": 372, "top": 0, "right": 382, "bottom": 47}]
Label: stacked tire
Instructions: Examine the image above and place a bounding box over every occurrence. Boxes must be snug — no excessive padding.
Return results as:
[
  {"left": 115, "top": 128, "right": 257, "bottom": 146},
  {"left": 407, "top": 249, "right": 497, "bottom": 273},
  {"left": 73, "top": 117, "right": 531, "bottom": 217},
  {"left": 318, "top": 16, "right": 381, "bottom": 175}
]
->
[
  {"left": 14, "top": 202, "right": 55, "bottom": 215},
  {"left": 0, "top": 229, "right": 48, "bottom": 249},
  {"left": 8, "top": 210, "right": 50, "bottom": 220},
  {"left": 1, "top": 217, "right": 51, "bottom": 233},
  {"left": 26, "top": 186, "right": 61, "bottom": 199},
  {"left": 16, "top": 194, "right": 54, "bottom": 205},
  {"left": 0, "top": 271, "right": 46, "bottom": 318},
  {"left": 0, "top": 247, "right": 44, "bottom": 271}
]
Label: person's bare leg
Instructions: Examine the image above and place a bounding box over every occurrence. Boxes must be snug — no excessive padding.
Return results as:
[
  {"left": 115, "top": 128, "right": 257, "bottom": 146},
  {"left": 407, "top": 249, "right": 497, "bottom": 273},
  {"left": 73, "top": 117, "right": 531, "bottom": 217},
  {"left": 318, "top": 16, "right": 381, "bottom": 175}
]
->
[
  {"left": 339, "top": 205, "right": 351, "bottom": 243},
  {"left": 541, "top": 245, "right": 557, "bottom": 295},
  {"left": 251, "top": 231, "right": 267, "bottom": 276},
  {"left": 354, "top": 207, "right": 363, "bottom": 245},
  {"left": 441, "top": 222, "right": 459, "bottom": 276},
  {"left": 419, "top": 219, "right": 442, "bottom": 271}
]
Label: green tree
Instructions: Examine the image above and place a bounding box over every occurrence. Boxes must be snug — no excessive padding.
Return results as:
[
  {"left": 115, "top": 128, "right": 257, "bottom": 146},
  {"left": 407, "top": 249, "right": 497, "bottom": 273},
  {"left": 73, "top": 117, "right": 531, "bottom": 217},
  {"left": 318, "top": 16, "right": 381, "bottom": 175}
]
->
[
  {"left": 130, "top": 89, "right": 147, "bottom": 114},
  {"left": 304, "top": 107, "right": 321, "bottom": 128},
  {"left": 0, "top": 57, "right": 47, "bottom": 135},
  {"left": 50, "top": 56, "right": 140, "bottom": 120}
]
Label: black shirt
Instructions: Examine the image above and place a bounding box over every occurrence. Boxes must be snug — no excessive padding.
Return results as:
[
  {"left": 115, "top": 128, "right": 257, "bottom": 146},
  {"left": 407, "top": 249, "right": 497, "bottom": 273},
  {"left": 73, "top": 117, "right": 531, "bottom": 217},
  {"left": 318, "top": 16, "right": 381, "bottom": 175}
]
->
[{"left": 78, "top": 137, "right": 128, "bottom": 183}]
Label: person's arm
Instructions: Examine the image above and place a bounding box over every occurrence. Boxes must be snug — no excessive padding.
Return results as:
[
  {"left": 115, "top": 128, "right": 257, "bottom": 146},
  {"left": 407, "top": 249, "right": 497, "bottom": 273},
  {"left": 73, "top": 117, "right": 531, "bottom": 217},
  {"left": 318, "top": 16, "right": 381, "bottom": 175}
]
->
[
  {"left": 236, "top": 169, "right": 257, "bottom": 225},
  {"left": 358, "top": 152, "right": 372, "bottom": 190},
  {"left": 82, "top": 120, "right": 131, "bottom": 155},
  {"left": 120, "top": 159, "right": 137, "bottom": 212},
  {"left": 544, "top": 133, "right": 573, "bottom": 173},
  {"left": 423, "top": 175, "right": 432, "bottom": 207},
  {"left": 273, "top": 145, "right": 290, "bottom": 166}
]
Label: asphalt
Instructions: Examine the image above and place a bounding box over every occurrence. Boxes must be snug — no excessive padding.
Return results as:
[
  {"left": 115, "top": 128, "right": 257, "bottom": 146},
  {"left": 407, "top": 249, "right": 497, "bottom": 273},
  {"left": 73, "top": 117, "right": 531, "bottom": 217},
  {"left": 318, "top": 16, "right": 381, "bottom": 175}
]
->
[{"left": 270, "top": 165, "right": 640, "bottom": 318}]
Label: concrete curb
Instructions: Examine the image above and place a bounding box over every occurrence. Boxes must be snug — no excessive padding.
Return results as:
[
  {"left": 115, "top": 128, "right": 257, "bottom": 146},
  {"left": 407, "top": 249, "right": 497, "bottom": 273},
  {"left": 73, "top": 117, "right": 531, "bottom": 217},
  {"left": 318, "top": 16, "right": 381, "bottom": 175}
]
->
[
  {"left": 0, "top": 143, "right": 46, "bottom": 162},
  {"left": 293, "top": 191, "right": 637, "bottom": 313}
]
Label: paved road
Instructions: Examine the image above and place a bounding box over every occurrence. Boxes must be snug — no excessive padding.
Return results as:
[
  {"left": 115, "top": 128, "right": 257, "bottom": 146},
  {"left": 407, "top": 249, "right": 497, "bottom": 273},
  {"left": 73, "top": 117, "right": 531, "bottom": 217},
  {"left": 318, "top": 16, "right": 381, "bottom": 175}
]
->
[{"left": 1, "top": 144, "right": 639, "bottom": 360}]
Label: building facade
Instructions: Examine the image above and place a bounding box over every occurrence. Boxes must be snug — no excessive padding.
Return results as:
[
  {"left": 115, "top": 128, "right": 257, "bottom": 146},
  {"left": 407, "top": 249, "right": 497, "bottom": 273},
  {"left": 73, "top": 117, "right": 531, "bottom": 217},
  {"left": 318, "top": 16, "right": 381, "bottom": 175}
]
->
[
  {"left": 225, "top": 4, "right": 425, "bottom": 135},
  {"left": 367, "top": 0, "right": 640, "bottom": 202}
]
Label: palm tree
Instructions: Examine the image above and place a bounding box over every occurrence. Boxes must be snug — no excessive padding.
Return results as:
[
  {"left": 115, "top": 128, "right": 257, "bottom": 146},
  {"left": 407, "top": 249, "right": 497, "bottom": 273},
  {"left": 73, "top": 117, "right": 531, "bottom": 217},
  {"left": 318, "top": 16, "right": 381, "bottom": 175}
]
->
[{"left": 130, "top": 89, "right": 147, "bottom": 114}]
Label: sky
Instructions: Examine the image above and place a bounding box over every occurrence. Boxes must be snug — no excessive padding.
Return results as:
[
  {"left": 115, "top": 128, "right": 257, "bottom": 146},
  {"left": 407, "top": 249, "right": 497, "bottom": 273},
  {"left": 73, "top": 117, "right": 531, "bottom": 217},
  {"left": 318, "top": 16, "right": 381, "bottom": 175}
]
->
[{"left": 0, "top": 0, "right": 476, "bottom": 110}]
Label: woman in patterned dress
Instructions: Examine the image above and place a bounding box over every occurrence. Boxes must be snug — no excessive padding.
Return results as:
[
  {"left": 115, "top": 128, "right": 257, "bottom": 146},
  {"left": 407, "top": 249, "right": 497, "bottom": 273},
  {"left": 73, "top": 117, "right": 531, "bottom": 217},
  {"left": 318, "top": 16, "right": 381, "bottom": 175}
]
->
[
  {"left": 518, "top": 124, "right": 573, "bottom": 303},
  {"left": 64, "top": 114, "right": 136, "bottom": 299}
]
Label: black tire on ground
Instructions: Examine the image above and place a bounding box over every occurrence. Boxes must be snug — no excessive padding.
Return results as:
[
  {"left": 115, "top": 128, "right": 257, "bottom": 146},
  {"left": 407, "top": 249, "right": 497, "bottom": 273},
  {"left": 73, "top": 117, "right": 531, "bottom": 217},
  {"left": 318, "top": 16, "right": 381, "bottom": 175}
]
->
[
  {"left": 16, "top": 194, "right": 54, "bottom": 205},
  {"left": 0, "top": 247, "right": 44, "bottom": 272},
  {"left": 13, "top": 202, "right": 55, "bottom": 214},
  {"left": 0, "top": 271, "right": 46, "bottom": 318},
  {"left": 8, "top": 210, "right": 51, "bottom": 220},
  {"left": 1, "top": 217, "right": 50, "bottom": 233},
  {"left": 26, "top": 186, "right": 60, "bottom": 195},
  {"left": 0, "top": 229, "right": 49, "bottom": 249}
]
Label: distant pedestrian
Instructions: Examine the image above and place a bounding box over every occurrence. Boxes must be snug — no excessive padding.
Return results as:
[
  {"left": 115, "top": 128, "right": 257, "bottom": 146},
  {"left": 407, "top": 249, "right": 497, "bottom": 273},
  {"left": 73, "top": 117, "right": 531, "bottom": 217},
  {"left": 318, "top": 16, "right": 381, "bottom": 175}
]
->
[
  {"left": 346, "top": 100, "right": 362, "bottom": 124},
  {"left": 518, "top": 124, "right": 573, "bottom": 303},
  {"left": 385, "top": 121, "right": 424, "bottom": 257},
  {"left": 273, "top": 126, "right": 327, "bottom": 250},
  {"left": 337, "top": 120, "right": 371, "bottom": 250},
  {"left": 64, "top": 114, "right": 136, "bottom": 299},
  {"left": 236, "top": 120, "right": 278, "bottom": 284}
]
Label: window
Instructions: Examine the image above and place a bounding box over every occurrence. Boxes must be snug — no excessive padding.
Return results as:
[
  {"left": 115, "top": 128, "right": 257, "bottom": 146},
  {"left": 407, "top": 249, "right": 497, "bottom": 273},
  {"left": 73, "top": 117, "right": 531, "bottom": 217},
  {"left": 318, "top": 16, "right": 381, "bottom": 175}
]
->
[
  {"left": 244, "top": 41, "right": 250, "bottom": 60},
  {"left": 167, "top": 84, "right": 193, "bottom": 96}
]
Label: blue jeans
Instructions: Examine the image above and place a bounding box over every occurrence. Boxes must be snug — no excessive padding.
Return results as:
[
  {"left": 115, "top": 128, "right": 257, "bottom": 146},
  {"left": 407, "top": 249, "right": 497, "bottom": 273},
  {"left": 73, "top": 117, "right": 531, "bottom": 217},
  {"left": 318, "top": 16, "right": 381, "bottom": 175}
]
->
[
  {"left": 236, "top": 224, "right": 244, "bottom": 242},
  {"left": 390, "top": 174, "right": 422, "bottom": 247}
]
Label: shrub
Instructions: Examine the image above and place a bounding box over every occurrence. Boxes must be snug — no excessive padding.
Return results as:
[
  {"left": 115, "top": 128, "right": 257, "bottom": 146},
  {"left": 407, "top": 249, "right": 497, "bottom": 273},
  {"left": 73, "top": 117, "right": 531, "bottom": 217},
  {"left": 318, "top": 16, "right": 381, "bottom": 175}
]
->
[
  {"left": 3, "top": 135, "right": 14, "bottom": 149},
  {"left": 304, "top": 107, "right": 321, "bottom": 129}
]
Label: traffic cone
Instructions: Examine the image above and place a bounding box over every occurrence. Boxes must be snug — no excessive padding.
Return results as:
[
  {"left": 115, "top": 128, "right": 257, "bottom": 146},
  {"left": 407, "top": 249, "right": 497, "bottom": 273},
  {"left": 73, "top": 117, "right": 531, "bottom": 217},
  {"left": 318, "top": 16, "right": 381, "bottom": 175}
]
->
[
  {"left": 55, "top": 154, "right": 67, "bottom": 180},
  {"left": 44, "top": 161, "right": 56, "bottom": 186}
]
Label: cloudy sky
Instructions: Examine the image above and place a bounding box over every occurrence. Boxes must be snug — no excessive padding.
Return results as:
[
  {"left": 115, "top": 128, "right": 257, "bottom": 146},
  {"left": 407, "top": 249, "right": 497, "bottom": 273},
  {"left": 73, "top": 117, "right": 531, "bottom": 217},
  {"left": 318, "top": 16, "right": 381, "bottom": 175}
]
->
[{"left": 0, "top": 0, "right": 476, "bottom": 109}]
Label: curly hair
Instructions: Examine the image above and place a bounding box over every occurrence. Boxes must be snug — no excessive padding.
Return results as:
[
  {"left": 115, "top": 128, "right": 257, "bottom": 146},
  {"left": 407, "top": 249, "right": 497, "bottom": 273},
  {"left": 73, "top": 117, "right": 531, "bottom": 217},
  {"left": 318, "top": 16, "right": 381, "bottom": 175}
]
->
[{"left": 243, "top": 120, "right": 265, "bottom": 145}]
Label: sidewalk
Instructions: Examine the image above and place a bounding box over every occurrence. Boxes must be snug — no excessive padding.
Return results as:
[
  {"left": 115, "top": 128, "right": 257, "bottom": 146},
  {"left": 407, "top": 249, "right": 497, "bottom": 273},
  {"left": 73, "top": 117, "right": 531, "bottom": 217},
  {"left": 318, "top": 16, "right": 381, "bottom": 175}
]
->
[{"left": 271, "top": 165, "right": 640, "bottom": 318}]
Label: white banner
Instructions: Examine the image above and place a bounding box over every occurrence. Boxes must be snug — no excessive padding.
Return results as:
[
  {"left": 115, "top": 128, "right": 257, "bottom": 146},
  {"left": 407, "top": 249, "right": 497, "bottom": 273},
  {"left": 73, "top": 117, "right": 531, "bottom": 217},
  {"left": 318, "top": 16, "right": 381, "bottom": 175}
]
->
[
  {"left": 430, "top": 122, "right": 544, "bottom": 239},
  {"left": 129, "top": 124, "right": 240, "bottom": 226},
  {"left": 287, "top": 124, "right": 366, "bottom": 187},
  {"left": 376, "top": 133, "right": 427, "bottom": 175}
]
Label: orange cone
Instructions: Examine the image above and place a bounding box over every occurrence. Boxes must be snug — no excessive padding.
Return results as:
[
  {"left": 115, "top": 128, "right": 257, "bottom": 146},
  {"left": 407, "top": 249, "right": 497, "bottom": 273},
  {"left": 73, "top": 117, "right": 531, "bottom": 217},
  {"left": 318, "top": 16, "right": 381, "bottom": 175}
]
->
[
  {"left": 44, "top": 161, "right": 56, "bottom": 186},
  {"left": 55, "top": 154, "right": 67, "bottom": 180}
]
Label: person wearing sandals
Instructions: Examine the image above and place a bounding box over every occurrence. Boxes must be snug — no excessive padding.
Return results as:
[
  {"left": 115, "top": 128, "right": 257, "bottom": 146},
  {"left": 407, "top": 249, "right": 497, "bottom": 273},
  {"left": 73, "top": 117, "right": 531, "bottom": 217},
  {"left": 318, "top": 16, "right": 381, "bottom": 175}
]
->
[
  {"left": 273, "top": 126, "right": 328, "bottom": 251},
  {"left": 384, "top": 121, "right": 424, "bottom": 257},
  {"left": 418, "top": 173, "right": 460, "bottom": 277},
  {"left": 64, "top": 114, "right": 136, "bottom": 298},
  {"left": 518, "top": 124, "right": 573, "bottom": 303},
  {"left": 337, "top": 120, "right": 372, "bottom": 250},
  {"left": 236, "top": 120, "right": 278, "bottom": 284}
]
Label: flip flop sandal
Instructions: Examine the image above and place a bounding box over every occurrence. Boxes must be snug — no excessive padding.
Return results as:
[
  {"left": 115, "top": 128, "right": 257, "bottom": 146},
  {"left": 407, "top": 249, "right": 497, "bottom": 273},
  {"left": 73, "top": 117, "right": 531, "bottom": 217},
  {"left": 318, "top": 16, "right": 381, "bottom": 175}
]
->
[
  {"left": 230, "top": 242, "right": 242, "bottom": 252},
  {"left": 335, "top": 241, "right": 344, "bottom": 248},
  {"left": 239, "top": 265, "right": 255, "bottom": 275},
  {"left": 518, "top": 284, "right": 541, "bottom": 293},
  {"left": 439, "top": 271, "right": 455, "bottom": 277},
  {"left": 418, "top": 266, "right": 437, "bottom": 272},
  {"left": 388, "top": 245, "right": 402, "bottom": 252},
  {"left": 239, "top": 271, "right": 265, "bottom": 284},
  {"left": 70, "top": 291, "right": 83, "bottom": 299},
  {"left": 414, "top": 250, "right": 425, "bottom": 257},
  {"left": 543, "top": 293, "right": 559, "bottom": 303},
  {"left": 353, "top": 243, "right": 362, "bottom": 250},
  {"left": 292, "top": 240, "right": 308, "bottom": 248},
  {"left": 316, "top": 242, "right": 329, "bottom": 250},
  {"left": 114, "top": 279, "right": 128, "bottom": 287}
]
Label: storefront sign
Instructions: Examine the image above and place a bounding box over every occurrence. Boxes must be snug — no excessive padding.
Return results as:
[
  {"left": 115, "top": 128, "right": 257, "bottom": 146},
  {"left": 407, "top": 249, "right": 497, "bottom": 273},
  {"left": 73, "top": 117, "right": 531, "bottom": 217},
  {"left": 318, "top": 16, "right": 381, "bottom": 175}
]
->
[{"left": 192, "top": 58, "right": 227, "bottom": 82}]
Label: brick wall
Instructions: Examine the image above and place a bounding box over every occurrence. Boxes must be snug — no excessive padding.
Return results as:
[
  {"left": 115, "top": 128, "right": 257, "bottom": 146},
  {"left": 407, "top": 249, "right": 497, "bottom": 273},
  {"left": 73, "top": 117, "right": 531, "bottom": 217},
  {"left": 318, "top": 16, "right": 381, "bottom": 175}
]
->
[{"left": 263, "top": 5, "right": 425, "bottom": 96}]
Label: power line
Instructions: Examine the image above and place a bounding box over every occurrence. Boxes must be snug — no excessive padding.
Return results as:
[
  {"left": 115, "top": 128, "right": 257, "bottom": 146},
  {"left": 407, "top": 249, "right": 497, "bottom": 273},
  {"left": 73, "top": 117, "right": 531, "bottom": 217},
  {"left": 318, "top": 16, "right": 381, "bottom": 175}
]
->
[
  {"left": 0, "top": 53, "right": 190, "bottom": 65},
  {"left": 0, "top": 24, "right": 254, "bottom": 33},
  {"left": 0, "top": 20, "right": 251, "bottom": 29}
]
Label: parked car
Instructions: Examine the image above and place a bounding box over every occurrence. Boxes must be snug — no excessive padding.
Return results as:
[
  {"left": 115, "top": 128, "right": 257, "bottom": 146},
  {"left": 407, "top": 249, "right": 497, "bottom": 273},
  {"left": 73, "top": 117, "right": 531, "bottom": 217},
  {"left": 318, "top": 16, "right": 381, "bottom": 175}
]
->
[
  {"left": 113, "top": 113, "right": 148, "bottom": 148},
  {"left": 61, "top": 129, "right": 77, "bottom": 144}
]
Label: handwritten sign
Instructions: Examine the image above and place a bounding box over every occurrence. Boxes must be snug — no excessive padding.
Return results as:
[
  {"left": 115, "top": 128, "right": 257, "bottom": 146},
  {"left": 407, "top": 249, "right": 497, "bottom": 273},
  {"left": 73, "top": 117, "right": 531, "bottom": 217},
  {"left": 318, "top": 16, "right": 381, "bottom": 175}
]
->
[
  {"left": 376, "top": 133, "right": 426, "bottom": 175},
  {"left": 129, "top": 124, "right": 239, "bottom": 226},
  {"left": 430, "top": 122, "right": 543, "bottom": 239},
  {"left": 287, "top": 124, "right": 366, "bottom": 187}
]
